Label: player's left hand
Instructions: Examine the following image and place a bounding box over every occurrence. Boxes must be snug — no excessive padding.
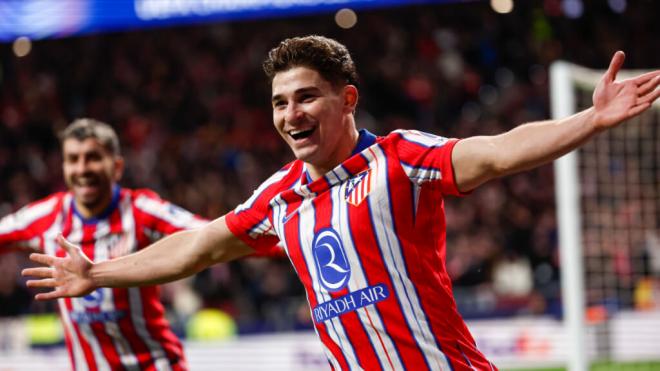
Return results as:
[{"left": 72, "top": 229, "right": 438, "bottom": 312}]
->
[{"left": 592, "top": 51, "right": 660, "bottom": 130}]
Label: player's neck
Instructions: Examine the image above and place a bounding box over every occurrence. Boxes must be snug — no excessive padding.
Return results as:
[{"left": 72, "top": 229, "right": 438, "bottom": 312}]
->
[
  {"left": 73, "top": 187, "right": 117, "bottom": 219},
  {"left": 74, "top": 197, "right": 112, "bottom": 219},
  {"left": 306, "top": 127, "right": 359, "bottom": 181}
]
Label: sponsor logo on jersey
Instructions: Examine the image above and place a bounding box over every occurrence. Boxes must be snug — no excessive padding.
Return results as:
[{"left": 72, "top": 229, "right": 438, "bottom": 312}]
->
[
  {"left": 344, "top": 169, "right": 372, "bottom": 206},
  {"left": 70, "top": 310, "right": 126, "bottom": 323},
  {"left": 312, "top": 284, "right": 390, "bottom": 323},
  {"left": 313, "top": 228, "right": 351, "bottom": 292},
  {"left": 81, "top": 288, "right": 105, "bottom": 308}
]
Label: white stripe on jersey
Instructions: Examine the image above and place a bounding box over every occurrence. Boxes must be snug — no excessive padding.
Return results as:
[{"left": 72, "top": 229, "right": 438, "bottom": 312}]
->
[
  {"left": 364, "top": 146, "right": 453, "bottom": 370},
  {"left": 400, "top": 162, "right": 443, "bottom": 184},
  {"left": 42, "top": 197, "right": 89, "bottom": 371},
  {"left": 331, "top": 167, "right": 404, "bottom": 370},
  {"left": 412, "top": 184, "right": 421, "bottom": 218},
  {"left": 58, "top": 300, "right": 89, "bottom": 371},
  {"left": 121, "top": 197, "right": 172, "bottom": 371},
  {"left": 247, "top": 217, "right": 273, "bottom": 239},
  {"left": 269, "top": 179, "right": 348, "bottom": 368},
  {"left": 69, "top": 216, "right": 113, "bottom": 371},
  {"left": 298, "top": 196, "right": 355, "bottom": 370},
  {"left": 127, "top": 287, "right": 171, "bottom": 371},
  {"left": 0, "top": 196, "right": 58, "bottom": 233},
  {"left": 235, "top": 167, "right": 290, "bottom": 214},
  {"left": 394, "top": 129, "right": 450, "bottom": 148},
  {"left": 134, "top": 195, "right": 205, "bottom": 230},
  {"left": 270, "top": 182, "right": 346, "bottom": 369},
  {"left": 94, "top": 216, "right": 141, "bottom": 370}
]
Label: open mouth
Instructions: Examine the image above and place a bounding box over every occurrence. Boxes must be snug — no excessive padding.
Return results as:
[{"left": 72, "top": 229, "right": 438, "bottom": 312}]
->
[
  {"left": 289, "top": 127, "right": 316, "bottom": 140},
  {"left": 75, "top": 177, "right": 100, "bottom": 189}
]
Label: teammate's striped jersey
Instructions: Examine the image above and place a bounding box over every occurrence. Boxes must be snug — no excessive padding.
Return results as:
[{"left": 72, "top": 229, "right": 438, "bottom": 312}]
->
[
  {"left": 226, "top": 129, "right": 497, "bottom": 370},
  {"left": 0, "top": 186, "right": 206, "bottom": 371}
]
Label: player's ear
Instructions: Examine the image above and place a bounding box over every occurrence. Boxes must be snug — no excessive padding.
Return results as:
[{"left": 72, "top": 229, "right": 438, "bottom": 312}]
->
[
  {"left": 343, "top": 85, "right": 358, "bottom": 113},
  {"left": 113, "top": 156, "right": 125, "bottom": 182}
]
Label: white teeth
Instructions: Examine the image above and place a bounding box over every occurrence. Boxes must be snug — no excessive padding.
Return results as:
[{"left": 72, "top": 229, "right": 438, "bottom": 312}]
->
[{"left": 77, "top": 178, "right": 96, "bottom": 186}]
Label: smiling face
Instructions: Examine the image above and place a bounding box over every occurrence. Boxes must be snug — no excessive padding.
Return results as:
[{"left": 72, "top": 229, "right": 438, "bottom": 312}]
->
[
  {"left": 271, "top": 66, "right": 359, "bottom": 179},
  {"left": 62, "top": 138, "right": 124, "bottom": 217}
]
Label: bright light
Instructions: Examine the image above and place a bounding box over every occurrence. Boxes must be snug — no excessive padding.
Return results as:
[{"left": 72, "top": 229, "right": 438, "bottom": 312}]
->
[
  {"left": 490, "top": 0, "right": 514, "bottom": 14},
  {"left": 608, "top": 0, "right": 626, "bottom": 13},
  {"left": 562, "top": 0, "right": 584, "bottom": 18},
  {"left": 335, "top": 8, "right": 357, "bottom": 29},
  {"left": 13, "top": 37, "right": 32, "bottom": 57}
]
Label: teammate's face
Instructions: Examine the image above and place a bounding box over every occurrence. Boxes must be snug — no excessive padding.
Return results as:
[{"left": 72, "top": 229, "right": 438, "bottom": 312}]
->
[
  {"left": 271, "top": 66, "right": 358, "bottom": 176},
  {"left": 62, "top": 138, "right": 124, "bottom": 216}
]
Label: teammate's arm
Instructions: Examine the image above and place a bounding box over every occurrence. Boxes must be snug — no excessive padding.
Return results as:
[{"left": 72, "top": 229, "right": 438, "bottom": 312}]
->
[
  {"left": 22, "top": 215, "right": 253, "bottom": 300},
  {"left": 452, "top": 51, "right": 660, "bottom": 192}
]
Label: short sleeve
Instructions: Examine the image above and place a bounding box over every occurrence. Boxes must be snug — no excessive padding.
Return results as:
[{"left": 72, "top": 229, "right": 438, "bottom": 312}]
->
[
  {"left": 0, "top": 194, "right": 62, "bottom": 251},
  {"left": 389, "top": 129, "right": 466, "bottom": 196},
  {"left": 225, "top": 166, "right": 294, "bottom": 254},
  {"left": 132, "top": 189, "right": 208, "bottom": 241}
]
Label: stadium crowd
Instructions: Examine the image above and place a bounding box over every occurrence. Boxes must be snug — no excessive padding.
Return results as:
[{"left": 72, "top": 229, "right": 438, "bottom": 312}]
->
[{"left": 1, "top": 0, "right": 658, "bottom": 339}]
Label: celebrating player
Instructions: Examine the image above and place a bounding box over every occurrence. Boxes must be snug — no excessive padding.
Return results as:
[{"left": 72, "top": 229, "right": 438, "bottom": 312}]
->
[
  {"left": 2, "top": 118, "right": 207, "bottom": 370},
  {"left": 23, "top": 36, "right": 660, "bottom": 370}
]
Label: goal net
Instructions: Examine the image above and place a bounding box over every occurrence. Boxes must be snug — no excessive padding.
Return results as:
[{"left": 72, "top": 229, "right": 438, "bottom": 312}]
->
[{"left": 552, "top": 62, "right": 660, "bottom": 371}]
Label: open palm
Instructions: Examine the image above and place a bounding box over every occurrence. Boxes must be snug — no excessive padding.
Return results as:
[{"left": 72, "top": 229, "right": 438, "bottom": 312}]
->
[
  {"left": 22, "top": 234, "right": 96, "bottom": 300},
  {"left": 592, "top": 51, "right": 660, "bottom": 129}
]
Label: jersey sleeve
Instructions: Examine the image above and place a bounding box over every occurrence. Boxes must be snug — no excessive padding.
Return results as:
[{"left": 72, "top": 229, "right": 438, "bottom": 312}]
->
[
  {"left": 225, "top": 166, "right": 292, "bottom": 254},
  {"left": 0, "top": 194, "right": 62, "bottom": 252},
  {"left": 389, "top": 129, "right": 466, "bottom": 196},
  {"left": 132, "top": 189, "right": 208, "bottom": 243}
]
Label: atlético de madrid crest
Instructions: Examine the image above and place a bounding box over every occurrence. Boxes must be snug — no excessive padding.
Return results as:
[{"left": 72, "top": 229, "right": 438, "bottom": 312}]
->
[{"left": 344, "top": 169, "right": 372, "bottom": 206}]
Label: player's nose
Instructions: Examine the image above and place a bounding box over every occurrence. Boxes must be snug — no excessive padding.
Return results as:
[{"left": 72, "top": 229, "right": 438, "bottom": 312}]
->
[{"left": 284, "top": 102, "right": 304, "bottom": 124}]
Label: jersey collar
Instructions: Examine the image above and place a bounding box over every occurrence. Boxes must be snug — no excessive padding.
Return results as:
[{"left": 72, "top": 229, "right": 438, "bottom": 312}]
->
[
  {"left": 303, "top": 129, "right": 377, "bottom": 184},
  {"left": 71, "top": 184, "right": 121, "bottom": 224}
]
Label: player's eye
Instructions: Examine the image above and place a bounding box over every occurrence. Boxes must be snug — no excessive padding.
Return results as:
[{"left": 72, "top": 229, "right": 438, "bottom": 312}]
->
[
  {"left": 301, "top": 94, "right": 317, "bottom": 103},
  {"left": 87, "top": 152, "right": 103, "bottom": 161}
]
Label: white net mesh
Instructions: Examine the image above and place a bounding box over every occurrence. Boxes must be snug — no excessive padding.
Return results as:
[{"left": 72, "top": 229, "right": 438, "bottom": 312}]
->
[{"left": 570, "top": 66, "right": 660, "bottom": 367}]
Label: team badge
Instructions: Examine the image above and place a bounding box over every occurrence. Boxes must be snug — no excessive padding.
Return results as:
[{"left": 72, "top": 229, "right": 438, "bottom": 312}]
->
[
  {"left": 344, "top": 169, "right": 372, "bottom": 206},
  {"left": 313, "top": 228, "right": 351, "bottom": 292}
]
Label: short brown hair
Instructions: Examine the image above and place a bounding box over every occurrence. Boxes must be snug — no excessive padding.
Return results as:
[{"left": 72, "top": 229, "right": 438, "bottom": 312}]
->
[
  {"left": 59, "top": 118, "right": 120, "bottom": 156},
  {"left": 263, "top": 35, "right": 359, "bottom": 88}
]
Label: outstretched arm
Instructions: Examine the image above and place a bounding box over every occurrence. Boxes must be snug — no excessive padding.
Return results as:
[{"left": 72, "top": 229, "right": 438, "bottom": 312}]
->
[
  {"left": 22, "top": 215, "right": 252, "bottom": 300},
  {"left": 453, "top": 51, "right": 660, "bottom": 192}
]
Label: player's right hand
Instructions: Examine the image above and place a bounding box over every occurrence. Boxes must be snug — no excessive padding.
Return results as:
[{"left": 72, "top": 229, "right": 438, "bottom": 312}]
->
[{"left": 22, "top": 234, "right": 96, "bottom": 300}]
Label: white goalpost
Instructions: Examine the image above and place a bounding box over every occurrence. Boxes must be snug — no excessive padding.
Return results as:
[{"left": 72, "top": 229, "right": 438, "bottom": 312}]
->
[{"left": 552, "top": 62, "right": 660, "bottom": 371}]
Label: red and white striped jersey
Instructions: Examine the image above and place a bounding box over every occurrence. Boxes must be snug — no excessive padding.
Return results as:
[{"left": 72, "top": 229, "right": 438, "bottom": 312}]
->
[
  {"left": 0, "top": 186, "right": 207, "bottom": 371},
  {"left": 226, "top": 129, "right": 497, "bottom": 371}
]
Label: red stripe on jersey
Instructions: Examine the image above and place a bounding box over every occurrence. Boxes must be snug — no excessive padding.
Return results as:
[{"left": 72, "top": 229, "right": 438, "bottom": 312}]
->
[
  {"left": 346, "top": 191, "right": 430, "bottom": 368},
  {"left": 386, "top": 145, "right": 492, "bottom": 369},
  {"left": 113, "top": 287, "right": 156, "bottom": 370},
  {"left": 63, "top": 297, "right": 99, "bottom": 371},
  {"left": 139, "top": 285, "right": 186, "bottom": 368}
]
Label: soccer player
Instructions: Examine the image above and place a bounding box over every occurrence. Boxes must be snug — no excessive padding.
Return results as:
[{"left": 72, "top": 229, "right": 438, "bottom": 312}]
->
[
  {"left": 24, "top": 36, "right": 660, "bottom": 370},
  {"left": 2, "top": 118, "right": 207, "bottom": 370}
]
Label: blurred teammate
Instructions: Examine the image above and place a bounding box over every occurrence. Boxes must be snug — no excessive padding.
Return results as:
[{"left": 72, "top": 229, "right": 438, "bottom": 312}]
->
[
  {"left": 24, "top": 36, "right": 660, "bottom": 370},
  {"left": 2, "top": 118, "right": 207, "bottom": 370}
]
